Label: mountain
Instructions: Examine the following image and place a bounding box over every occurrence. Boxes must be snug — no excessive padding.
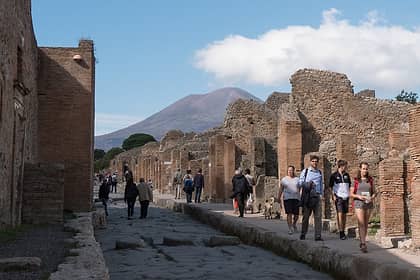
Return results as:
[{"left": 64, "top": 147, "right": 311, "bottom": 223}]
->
[{"left": 94, "top": 87, "right": 261, "bottom": 150}]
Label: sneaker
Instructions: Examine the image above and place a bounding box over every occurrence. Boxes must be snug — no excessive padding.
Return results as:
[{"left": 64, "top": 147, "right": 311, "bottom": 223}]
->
[
  {"left": 288, "top": 228, "right": 293, "bottom": 235},
  {"left": 340, "top": 234, "right": 347, "bottom": 240},
  {"left": 300, "top": 234, "right": 305, "bottom": 240},
  {"left": 315, "top": 237, "right": 324, "bottom": 241}
]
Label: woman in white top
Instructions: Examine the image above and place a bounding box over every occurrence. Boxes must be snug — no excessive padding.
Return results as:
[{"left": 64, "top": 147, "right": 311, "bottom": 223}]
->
[{"left": 278, "top": 166, "right": 301, "bottom": 234}]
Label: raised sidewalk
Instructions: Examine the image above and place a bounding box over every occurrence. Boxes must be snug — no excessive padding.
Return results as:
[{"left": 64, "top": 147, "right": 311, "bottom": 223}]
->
[{"left": 155, "top": 194, "right": 420, "bottom": 280}]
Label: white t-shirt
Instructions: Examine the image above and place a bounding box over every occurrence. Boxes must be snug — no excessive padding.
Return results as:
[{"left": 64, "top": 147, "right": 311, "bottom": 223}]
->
[{"left": 280, "top": 177, "right": 300, "bottom": 200}]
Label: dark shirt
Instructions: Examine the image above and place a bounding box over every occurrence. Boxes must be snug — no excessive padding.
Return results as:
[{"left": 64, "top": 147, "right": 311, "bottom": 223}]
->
[
  {"left": 193, "top": 173, "right": 204, "bottom": 189},
  {"left": 99, "top": 182, "right": 110, "bottom": 200},
  {"left": 232, "top": 174, "right": 250, "bottom": 195},
  {"left": 124, "top": 183, "right": 139, "bottom": 200}
]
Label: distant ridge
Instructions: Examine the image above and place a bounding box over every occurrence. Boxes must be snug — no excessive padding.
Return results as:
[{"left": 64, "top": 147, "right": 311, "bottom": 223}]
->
[{"left": 94, "top": 87, "right": 261, "bottom": 150}]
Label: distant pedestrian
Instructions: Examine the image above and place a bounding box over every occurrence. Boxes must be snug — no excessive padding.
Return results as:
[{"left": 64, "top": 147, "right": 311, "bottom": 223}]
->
[
  {"left": 173, "top": 168, "right": 183, "bottom": 199},
  {"left": 124, "top": 177, "right": 138, "bottom": 219},
  {"left": 183, "top": 170, "right": 194, "bottom": 203},
  {"left": 148, "top": 179, "right": 154, "bottom": 189},
  {"left": 99, "top": 179, "right": 110, "bottom": 216},
  {"left": 278, "top": 166, "right": 300, "bottom": 234},
  {"left": 231, "top": 168, "right": 251, "bottom": 218},
  {"left": 299, "top": 155, "right": 323, "bottom": 241},
  {"left": 111, "top": 172, "right": 118, "bottom": 193},
  {"left": 244, "top": 168, "right": 256, "bottom": 212},
  {"left": 137, "top": 178, "right": 154, "bottom": 219},
  {"left": 193, "top": 168, "right": 204, "bottom": 203},
  {"left": 351, "top": 162, "right": 376, "bottom": 253},
  {"left": 329, "top": 160, "right": 351, "bottom": 240}
]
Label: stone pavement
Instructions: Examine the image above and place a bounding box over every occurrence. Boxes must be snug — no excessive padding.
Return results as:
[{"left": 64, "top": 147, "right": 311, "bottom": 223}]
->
[
  {"left": 155, "top": 194, "right": 420, "bottom": 280},
  {"left": 95, "top": 200, "right": 332, "bottom": 280}
]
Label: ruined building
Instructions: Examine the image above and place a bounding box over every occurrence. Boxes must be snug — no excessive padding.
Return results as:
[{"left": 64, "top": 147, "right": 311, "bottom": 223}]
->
[
  {"left": 110, "top": 68, "right": 420, "bottom": 246},
  {"left": 0, "top": 0, "right": 94, "bottom": 228}
]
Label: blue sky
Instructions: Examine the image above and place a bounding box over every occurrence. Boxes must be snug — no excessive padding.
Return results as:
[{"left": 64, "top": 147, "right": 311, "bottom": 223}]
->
[{"left": 32, "top": 1, "right": 420, "bottom": 136}]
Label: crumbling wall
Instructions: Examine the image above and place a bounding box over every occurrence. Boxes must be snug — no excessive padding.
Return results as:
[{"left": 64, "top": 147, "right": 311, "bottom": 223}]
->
[{"left": 290, "top": 68, "right": 412, "bottom": 178}]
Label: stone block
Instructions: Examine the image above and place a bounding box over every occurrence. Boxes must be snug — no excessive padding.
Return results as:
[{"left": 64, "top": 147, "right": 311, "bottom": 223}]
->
[
  {"left": 0, "top": 257, "right": 41, "bottom": 272},
  {"left": 205, "top": 235, "right": 241, "bottom": 247}
]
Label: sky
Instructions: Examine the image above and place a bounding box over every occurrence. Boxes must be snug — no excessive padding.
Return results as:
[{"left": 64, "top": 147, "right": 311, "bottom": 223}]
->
[{"left": 32, "top": 1, "right": 420, "bottom": 136}]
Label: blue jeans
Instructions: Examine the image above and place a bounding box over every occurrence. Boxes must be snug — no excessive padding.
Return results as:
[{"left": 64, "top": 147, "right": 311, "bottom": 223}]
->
[{"left": 195, "top": 187, "right": 203, "bottom": 203}]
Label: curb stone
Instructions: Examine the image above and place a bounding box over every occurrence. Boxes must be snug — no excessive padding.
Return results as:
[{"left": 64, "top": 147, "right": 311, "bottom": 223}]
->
[
  {"left": 48, "top": 211, "right": 110, "bottom": 280},
  {"left": 156, "top": 198, "right": 420, "bottom": 280}
]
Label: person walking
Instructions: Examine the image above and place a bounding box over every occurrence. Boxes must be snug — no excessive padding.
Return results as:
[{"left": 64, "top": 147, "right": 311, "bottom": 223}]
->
[
  {"left": 124, "top": 177, "right": 138, "bottom": 219},
  {"left": 329, "top": 160, "right": 351, "bottom": 240},
  {"left": 299, "top": 155, "right": 324, "bottom": 241},
  {"left": 173, "top": 168, "right": 183, "bottom": 199},
  {"left": 99, "top": 178, "right": 111, "bottom": 216},
  {"left": 183, "top": 169, "right": 194, "bottom": 203},
  {"left": 111, "top": 172, "right": 118, "bottom": 193},
  {"left": 137, "top": 178, "right": 154, "bottom": 219},
  {"left": 244, "top": 168, "right": 256, "bottom": 211},
  {"left": 350, "top": 162, "right": 376, "bottom": 253},
  {"left": 231, "top": 168, "right": 251, "bottom": 218},
  {"left": 278, "top": 166, "right": 300, "bottom": 234},
  {"left": 193, "top": 168, "right": 204, "bottom": 203}
]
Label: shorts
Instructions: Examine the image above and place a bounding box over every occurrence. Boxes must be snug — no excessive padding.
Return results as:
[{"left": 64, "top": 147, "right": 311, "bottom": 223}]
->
[
  {"left": 335, "top": 196, "right": 349, "bottom": 213},
  {"left": 354, "top": 199, "right": 373, "bottom": 210},
  {"left": 284, "top": 199, "right": 300, "bottom": 215}
]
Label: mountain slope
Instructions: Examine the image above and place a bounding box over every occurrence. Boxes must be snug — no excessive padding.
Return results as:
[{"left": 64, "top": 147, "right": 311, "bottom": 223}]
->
[{"left": 95, "top": 87, "right": 260, "bottom": 150}]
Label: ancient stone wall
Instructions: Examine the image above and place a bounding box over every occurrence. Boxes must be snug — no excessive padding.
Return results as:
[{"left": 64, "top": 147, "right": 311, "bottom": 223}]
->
[
  {"left": 223, "top": 99, "right": 277, "bottom": 155},
  {"left": 0, "top": 0, "right": 39, "bottom": 228},
  {"left": 290, "top": 69, "right": 412, "bottom": 178},
  {"left": 409, "top": 105, "right": 420, "bottom": 247},
  {"left": 37, "top": 40, "right": 95, "bottom": 212},
  {"left": 22, "top": 163, "right": 64, "bottom": 224},
  {"left": 265, "top": 92, "right": 290, "bottom": 112}
]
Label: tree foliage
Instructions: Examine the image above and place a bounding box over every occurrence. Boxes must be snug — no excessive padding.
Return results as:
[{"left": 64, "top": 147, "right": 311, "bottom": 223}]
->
[
  {"left": 396, "top": 90, "right": 418, "bottom": 104},
  {"left": 122, "top": 133, "right": 156, "bottom": 151},
  {"left": 94, "top": 147, "right": 125, "bottom": 172},
  {"left": 94, "top": 149, "right": 106, "bottom": 161}
]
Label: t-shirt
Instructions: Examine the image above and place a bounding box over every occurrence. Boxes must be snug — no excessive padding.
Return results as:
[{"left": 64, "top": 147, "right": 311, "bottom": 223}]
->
[
  {"left": 329, "top": 171, "right": 351, "bottom": 199},
  {"left": 280, "top": 177, "right": 300, "bottom": 200}
]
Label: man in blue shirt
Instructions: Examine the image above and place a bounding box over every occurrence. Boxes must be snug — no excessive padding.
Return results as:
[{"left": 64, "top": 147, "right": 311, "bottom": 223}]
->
[{"left": 299, "top": 155, "right": 323, "bottom": 241}]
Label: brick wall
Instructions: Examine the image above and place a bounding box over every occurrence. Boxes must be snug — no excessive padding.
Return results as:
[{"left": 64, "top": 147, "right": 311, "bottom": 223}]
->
[
  {"left": 379, "top": 155, "right": 405, "bottom": 236},
  {"left": 37, "top": 41, "right": 95, "bottom": 212},
  {"left": 0, "top": 0, "right": 38, "bottom": 228},
  {"left": 409, "top": 105, "right": 420, "bottom": 247},
  {"left": 22, "top": 163, "right": 64, "bottom": 224}
]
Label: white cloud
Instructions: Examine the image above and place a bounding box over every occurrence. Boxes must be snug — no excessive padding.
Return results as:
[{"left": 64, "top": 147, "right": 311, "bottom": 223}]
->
[
  {"left": 194, "top": 9, "right": 420, "bottom": 97},
  {"left": 95, "top": 113, "right": 143, "bottom": 136}
]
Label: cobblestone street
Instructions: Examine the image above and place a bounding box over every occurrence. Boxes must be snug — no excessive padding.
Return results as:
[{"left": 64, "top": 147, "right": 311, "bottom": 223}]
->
[{"left": 95, "top": 202, "right": 331, "bottom": 280}]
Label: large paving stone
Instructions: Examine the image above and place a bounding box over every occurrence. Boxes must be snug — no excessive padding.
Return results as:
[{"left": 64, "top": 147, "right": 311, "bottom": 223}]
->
[
  {"left": 115, "top": 238, "right": 146, "bottom": 250},
  {"left": 206, "top": 235, "right": 240, "bottom": 247},
  {"left": 0, "top": 257, "right": 41, "bottom": 272},
  {"left": 162, "top": 236, "right": 194, "bottom": 246}
]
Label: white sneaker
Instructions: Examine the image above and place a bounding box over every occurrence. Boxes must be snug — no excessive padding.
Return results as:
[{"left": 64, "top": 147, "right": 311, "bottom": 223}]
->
[{"left": 288, "top": 228, "right": 293, "bottom": 235}]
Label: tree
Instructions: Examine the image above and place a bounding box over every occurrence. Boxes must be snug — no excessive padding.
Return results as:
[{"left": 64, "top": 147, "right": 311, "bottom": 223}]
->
[
  {"left": 94, "top": 147, "right": 125, "bottom": 172},
  {"left": 122, "top": 133, "right": 156, "bottom": 151},
  {"left": 396, "top": 90, "right": 418, "bottom": 104},
  {"left": 94, "top": 149, "right": 106, "bottom": 161}
]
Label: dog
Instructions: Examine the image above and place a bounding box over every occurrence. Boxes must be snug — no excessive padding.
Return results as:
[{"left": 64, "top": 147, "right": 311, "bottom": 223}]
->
[
  {"left": 245, "top": 194, "right": 254, "bottom": 214},
  {"left": 264, "top": 197, "right": 282, "bottom": 219}
]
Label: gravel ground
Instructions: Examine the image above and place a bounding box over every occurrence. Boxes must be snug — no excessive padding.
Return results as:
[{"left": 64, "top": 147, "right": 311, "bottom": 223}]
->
[{"left": 0, "top": 224, "right": 72, "bottom": 280}]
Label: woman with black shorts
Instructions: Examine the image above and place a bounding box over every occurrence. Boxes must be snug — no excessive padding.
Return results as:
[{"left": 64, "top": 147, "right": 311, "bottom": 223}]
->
[{"left": 278, "top": 166, "right": 301, "bottom": 234}]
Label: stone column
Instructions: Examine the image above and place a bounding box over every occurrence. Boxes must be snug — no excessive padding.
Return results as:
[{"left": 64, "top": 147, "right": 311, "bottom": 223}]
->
[
  {"left": 224, "top": 139, "right": 236, "bottom": 201},
  {"left": 409, "top": 105, "right": 420, "bottom": 247},
  {"left": 278, "top": 105, "right": 302, "bottom": 178},
  {"left": 250, "top": 137, "right": 266, "bottom": 212},
  {"left": 379, "top": 153, "right": 405, "bottom": 236}
]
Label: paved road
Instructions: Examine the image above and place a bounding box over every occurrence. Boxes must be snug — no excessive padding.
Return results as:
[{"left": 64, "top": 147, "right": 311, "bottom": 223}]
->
[{"left": 95, "top": 201, "right": 331, "bottom": 280}]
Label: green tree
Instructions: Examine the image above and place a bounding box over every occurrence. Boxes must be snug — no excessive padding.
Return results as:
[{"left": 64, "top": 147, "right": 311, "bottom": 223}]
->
[
  {"left": 122, "top": 133, "right": 156, "bottom": 151},
  {"left": 94, "top": 149, "right": 106, "bottom": 161},
  {"left": 396, "top": 90, "right": 418, "bottom": 104},
  {"left": 94, "top": 147, "right": 125, "bottom": 172}
]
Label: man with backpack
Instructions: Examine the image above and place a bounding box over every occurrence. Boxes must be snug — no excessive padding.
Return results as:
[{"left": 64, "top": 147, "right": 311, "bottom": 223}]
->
[
  {"left": 299, "top": 155, "right": 324, "bottom": 241},
  {"left": 183, "top": 169, "right": 194, "bottom": 203}
]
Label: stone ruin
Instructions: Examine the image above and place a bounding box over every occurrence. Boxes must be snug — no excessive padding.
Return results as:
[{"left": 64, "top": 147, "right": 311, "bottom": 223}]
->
[{"left": 110, "top": 68, "right": 420, "bottom": 247}]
